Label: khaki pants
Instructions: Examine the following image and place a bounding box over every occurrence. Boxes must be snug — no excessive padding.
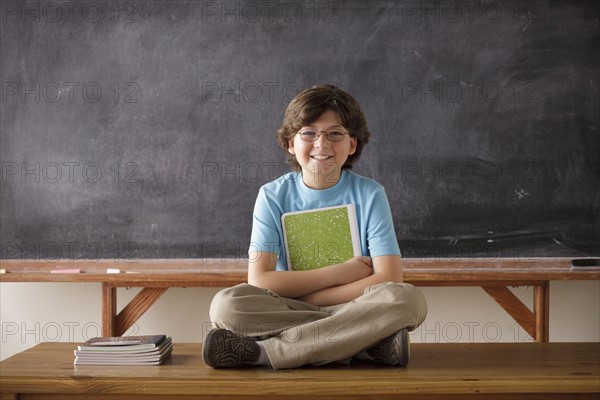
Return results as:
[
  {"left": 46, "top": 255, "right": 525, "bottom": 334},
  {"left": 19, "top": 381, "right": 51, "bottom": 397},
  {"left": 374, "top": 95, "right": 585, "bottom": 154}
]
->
[{"left": 209, "top": 282, "right": 427, "bottom": 369}]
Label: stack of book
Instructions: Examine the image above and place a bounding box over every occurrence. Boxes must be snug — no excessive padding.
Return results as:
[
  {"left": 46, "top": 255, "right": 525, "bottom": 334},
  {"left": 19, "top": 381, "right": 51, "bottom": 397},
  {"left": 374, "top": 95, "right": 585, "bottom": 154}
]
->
[{"left": 74, "top": 335, "right": 173, "bottom": 365}]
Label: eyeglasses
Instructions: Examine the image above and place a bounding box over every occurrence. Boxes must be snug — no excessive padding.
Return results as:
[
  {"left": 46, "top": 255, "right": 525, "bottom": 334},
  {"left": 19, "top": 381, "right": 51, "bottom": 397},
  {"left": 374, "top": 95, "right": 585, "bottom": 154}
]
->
[{"left": 297, "top": 128, "right": 350, "bottom": 142}]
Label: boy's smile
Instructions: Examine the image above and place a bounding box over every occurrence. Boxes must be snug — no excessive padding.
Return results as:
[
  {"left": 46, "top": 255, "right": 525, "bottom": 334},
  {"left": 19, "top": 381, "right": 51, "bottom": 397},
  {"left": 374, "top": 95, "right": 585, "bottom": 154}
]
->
[{"left": 288, "top": 109, "right": 357, "bottom": 190}]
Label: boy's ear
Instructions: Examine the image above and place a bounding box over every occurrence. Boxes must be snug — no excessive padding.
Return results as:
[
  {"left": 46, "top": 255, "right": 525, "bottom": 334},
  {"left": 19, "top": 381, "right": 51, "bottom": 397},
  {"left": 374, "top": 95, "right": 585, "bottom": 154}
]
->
[
  {"left": 288, "top": 138, "right": 296, "bottom": 154},
  {"left": 348, "top": 137, "right": 357, "bottom": 155}
]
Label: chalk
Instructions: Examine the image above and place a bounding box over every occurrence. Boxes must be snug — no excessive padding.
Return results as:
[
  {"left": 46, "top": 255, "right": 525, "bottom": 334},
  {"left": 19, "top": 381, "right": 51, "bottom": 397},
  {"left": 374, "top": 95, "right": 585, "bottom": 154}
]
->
[
  {"left": 107, "top": 268, "right": 121, "bottom": 274},
  {"left": 50, "top": 268, "right": 81, "bottom": 274},
  {"left": 0, "top": 269, "right": 6, "bottom": 274}
]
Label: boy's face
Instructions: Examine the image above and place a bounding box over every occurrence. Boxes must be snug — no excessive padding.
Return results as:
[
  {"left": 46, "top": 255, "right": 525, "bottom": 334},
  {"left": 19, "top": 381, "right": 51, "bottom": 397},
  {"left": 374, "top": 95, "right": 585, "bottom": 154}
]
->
[{"left": 288, "top": 109, "right": 357, "bottom": 190}]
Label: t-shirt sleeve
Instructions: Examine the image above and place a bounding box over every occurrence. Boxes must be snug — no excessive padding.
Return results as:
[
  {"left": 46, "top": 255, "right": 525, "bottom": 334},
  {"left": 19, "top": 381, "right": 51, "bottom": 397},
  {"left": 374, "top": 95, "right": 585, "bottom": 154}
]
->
[
  {"left": 248, "top": 187, "right": 281, "bottom": 257},
  {"left": 366, "top": 186, "right": 401, "bottom": 257}
]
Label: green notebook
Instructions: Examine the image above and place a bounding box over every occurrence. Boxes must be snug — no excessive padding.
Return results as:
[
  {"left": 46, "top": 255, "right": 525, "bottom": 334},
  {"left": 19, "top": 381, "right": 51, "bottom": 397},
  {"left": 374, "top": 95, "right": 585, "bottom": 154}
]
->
[{"left": 281, "top": 204, "right": 361, "bottom": 271}]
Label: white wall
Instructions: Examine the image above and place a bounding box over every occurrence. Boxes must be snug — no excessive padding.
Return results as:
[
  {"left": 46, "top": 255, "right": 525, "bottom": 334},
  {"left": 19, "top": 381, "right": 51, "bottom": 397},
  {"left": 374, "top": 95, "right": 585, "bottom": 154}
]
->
[{"left": 1, "top": 280, "right": 599, "bottom": 360}]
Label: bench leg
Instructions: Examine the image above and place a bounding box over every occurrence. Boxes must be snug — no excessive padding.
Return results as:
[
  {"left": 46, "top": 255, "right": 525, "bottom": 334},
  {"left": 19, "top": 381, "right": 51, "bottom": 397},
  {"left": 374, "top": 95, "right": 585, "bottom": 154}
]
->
[
  {"left": 102, "top": 283, "right": 117, "bottom": 337},
  {"left": 483, "top": 281, "right": 550, "bottom": 343},
  {"left": 534, "top": 281, "right": 550, "bottom": 342},
  {"left": 102, "top": 285, "right": 169, "bottom": 337}
]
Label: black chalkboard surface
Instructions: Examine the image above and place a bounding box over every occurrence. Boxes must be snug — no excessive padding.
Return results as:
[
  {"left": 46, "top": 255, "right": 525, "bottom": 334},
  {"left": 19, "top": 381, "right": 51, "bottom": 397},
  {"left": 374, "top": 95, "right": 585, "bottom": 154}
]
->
[{"left": 1, "top": 0, "right": 598, "bottom": 260}]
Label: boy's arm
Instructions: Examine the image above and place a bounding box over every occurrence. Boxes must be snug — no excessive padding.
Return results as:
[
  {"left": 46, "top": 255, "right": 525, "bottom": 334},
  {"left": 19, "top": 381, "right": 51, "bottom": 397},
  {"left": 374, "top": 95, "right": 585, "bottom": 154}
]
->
[
  {"left": 247, "top": 252, "right": 372, "bottom": 299},
  {"left": 298, "top": 254, "right": 404, "bottom": 306}
]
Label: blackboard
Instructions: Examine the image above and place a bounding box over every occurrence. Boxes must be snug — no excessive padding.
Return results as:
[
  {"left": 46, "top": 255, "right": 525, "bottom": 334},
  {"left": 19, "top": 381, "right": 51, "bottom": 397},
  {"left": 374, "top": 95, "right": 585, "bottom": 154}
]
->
[{"left": 1, "top": 0, "right": 598, "bottom": 260}]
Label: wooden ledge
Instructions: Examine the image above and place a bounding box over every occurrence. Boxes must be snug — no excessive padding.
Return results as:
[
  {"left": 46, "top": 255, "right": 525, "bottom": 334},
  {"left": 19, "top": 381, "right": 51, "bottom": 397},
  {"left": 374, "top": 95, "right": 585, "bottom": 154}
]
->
[{"left": 1, "top": 258, "right": 598, "bottom": 286}]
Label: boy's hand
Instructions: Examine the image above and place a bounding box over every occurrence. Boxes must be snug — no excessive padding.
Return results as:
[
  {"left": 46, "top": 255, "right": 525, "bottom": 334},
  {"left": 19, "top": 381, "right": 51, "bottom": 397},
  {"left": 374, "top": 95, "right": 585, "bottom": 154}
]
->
[{"left": 337, "top": 256, "right": 373, "bottom": 284}]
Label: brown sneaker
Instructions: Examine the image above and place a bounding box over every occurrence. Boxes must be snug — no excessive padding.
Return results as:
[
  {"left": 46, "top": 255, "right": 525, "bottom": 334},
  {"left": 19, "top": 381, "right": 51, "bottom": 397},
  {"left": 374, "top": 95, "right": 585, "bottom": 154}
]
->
[
  {"left": 367, "top": 328, "right": 410, "bottom": 366},
  {"left": 203, "top": 329, "right": 260, "bottom": 368}
]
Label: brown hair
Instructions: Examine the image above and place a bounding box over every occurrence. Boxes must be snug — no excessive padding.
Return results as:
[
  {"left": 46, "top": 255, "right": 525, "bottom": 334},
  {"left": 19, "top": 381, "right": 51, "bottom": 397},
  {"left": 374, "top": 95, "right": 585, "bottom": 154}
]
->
[{"left": 277, "top": 84, "right": 371, "bottom": 172}]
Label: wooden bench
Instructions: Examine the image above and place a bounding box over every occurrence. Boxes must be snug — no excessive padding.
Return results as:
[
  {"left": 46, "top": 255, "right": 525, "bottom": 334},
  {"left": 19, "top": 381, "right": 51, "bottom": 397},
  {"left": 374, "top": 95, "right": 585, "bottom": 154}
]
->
[
  {"left": 0, "top": 341, "right": 598, "bottom": 399},
  {"left": 1, "top": 258, "right": 598, "bottom": 341}
]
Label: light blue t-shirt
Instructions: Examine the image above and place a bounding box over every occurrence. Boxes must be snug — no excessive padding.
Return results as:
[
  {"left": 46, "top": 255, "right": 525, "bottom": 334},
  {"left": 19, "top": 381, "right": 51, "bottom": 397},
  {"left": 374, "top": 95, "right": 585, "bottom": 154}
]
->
[{"left": 249, "top": 170, "right": 401, "bottom": 271}]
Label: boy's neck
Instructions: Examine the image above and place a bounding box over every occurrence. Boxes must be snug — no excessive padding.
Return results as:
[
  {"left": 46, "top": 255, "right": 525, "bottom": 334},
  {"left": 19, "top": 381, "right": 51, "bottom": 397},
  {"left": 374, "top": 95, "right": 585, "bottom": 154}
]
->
[{"left": 301, "top": 169, "right": 345, "bottom": 190}]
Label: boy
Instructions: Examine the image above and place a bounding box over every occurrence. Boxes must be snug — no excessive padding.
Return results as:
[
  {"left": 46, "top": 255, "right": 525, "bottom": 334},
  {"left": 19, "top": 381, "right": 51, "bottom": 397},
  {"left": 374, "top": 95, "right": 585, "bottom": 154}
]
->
[{"left": 203, "top": 84, "right": 427, "bottom": 369}]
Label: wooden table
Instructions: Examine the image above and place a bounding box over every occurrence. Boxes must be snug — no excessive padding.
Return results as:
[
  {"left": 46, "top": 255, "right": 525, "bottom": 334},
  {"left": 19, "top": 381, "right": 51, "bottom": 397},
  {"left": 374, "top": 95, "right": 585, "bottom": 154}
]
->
[
  {"left": 1, "top": 258, "right": 598, "bottom": 341},
  {"left": 1, "top": 342, "right": 598, "bottom": 399}
]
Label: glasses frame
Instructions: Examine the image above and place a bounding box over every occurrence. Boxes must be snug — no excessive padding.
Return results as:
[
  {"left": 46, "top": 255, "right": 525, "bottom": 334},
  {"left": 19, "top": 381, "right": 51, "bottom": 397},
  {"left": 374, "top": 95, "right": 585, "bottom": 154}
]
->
[{"left": 296, "top": 128, "right": 350, "bottom": 142}]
